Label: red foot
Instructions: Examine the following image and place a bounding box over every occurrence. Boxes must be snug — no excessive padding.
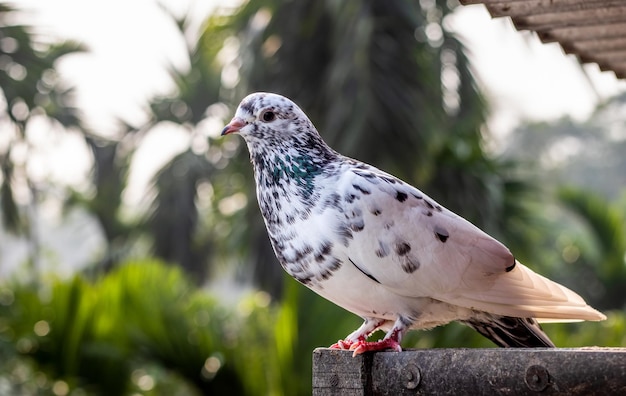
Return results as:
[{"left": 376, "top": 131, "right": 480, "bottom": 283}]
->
[
  {"left": 330, "top": 339, "right": 354, "bottom": 350},
  {"left": 330, "top": 336, "right": 366, "bottom": 350},
  {"left": 349, "top": 338, "right": 402, "bottom": 357}
]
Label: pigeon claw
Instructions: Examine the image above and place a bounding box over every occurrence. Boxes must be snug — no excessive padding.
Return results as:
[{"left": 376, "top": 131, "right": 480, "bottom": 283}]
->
[
  {"left": 330, "top": 339, "right": 355, "bottom": 350},
  {"left": 348, "top": 338, "right": 402, "bottom": 357},
  {"left": 330, "top": 335, "right": 368, "bottom": 350}
]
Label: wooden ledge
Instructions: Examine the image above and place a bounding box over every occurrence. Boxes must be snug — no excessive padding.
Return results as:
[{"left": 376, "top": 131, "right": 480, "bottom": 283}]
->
[{"left": 313, "top": 347, "right": 626, "bottom": 395}]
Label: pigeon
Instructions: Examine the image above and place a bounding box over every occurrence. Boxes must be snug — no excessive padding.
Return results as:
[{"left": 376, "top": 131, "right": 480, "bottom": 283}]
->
[{"left": 221, "top": 92, "right": 606, "bottom": 355}]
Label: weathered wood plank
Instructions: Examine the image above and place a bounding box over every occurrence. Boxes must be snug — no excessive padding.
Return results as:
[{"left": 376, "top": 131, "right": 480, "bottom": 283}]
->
[
  {"left": 313, "top": 349, "right": 371, "bottom": 396},
  {"left": 538, "top": 23, "right": 626, "bottom": 43},
  {"left": 511, "top": 7, "right": 626, "bottom": 32},
  {"left": 484, "top": 0, "right": 625, "bottom": 19},
  {"left": 313, "top": 348, "right": 626, "bottom": 395}
]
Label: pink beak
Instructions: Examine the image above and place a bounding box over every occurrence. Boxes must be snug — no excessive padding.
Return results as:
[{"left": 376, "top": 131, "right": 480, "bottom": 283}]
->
[{"left": 221, "top": 117, "right": 246, "bottom": 135}]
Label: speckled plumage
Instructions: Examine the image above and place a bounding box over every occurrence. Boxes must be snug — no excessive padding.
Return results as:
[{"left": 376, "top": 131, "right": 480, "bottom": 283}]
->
[{"left": 222, "top": 92, "right": 606, "bottom": 354}]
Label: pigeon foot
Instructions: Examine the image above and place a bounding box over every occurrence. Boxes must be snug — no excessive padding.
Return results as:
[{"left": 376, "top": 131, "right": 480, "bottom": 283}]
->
[
  {"left": 329, "top": 337, "right": 365, "bottom": 350},
  {"left": 349, "top": 338, "right": 402, "bottom": 356}
]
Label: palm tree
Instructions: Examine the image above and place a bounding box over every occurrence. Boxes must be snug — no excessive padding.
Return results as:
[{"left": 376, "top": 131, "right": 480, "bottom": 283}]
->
[
  {"left": 0, "top": 4, "right": 84, "bottom": 271},
  {"left": 141, "top": 12, "right": 230, "bottom": 280}
]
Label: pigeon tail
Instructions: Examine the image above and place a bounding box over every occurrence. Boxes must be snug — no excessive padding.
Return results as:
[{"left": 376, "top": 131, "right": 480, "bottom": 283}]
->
[{"left": 463, "top": 316, "right": 555, "bottom": 348}]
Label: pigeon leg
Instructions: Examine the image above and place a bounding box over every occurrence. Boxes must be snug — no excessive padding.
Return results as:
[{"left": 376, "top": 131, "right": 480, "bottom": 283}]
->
[
  {"left": 329, "top": 318, "right": 386, "bottom": 350},
  {"left": 349, "top": 317, "right": 409, "bottom": 356}
]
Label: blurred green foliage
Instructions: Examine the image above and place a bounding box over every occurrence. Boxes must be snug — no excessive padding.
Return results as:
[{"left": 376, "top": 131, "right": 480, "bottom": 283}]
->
[
  {"left": 0, "top": 260, "right": 296, "bottom": 395},
  {"left": 1, "top": 0, "right": 625, "bottom": 395},
  {"left": 501, "top": 95, "right": 626, "bottom": 311}
]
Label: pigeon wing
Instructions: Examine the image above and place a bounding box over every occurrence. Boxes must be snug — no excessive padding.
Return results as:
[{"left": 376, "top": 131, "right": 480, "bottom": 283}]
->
[{"left": 337, "top": 166, "right": 605, "bottom": 322}]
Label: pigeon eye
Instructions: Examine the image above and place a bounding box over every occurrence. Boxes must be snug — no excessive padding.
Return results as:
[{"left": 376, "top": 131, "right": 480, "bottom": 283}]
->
[{"left": 261, "top": 110, "right": 276, "bottom": 122}]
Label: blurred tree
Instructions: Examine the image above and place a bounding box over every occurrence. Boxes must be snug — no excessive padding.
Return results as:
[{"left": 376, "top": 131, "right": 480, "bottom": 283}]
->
[
  {"left": 0, "top": 4, "right": 84, "bottom": 271},
  {"left": 502, "top": 93, "right": 626, "bottom": 310},
  {"left": 147, "top": 149, "right": 217, "bottom": 279},
  {"left": 67, "top": 12, "right": 231, "bottom": 278},
  {"left": 502, "top": 93, "right": 626, "bottom": 200},
  {"left": 140, "top": 11, "right": 231, "bottom": 280},
  {"left": 73, "top": 131, "right": 135, "bottom": 272},
  {"left": 556, "top": 187, "right": 626, "bottom": 310}
]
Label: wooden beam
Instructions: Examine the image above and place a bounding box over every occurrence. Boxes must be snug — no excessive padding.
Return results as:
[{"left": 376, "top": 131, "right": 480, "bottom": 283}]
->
[
  {"left": 538, "top": 23, "right": 626, "bottom": 43},
  {"left": 512, "top": 6, "right": 626, "bottom": 32},
  {"left": 485, "top": 0, "right": 626, "bottom": 19},
  {"left": 460, "top": 0, "right": 608, "bottom": 4},
  {"left": 562, "top": 37, "right": 626, "bottom": 53},
  {"left": 313, "top": 348, "right": 626, "bottom": 395}
]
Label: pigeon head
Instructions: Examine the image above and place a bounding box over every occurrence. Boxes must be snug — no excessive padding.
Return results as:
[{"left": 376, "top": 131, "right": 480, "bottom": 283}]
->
[
  {"left": 222, "top": 92, "right": 316, "bottom": 145},
  {"left": 222, "top": 92, "right": 339, "bottom": 197}
]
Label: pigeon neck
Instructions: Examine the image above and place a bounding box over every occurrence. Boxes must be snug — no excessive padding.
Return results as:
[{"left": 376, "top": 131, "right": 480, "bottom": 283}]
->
[
  {"left": 251, "top": 147, "right": 334, "bottom": 196},
  {"left": 247, "top": 132, "right": 338, "bottom": 195}
]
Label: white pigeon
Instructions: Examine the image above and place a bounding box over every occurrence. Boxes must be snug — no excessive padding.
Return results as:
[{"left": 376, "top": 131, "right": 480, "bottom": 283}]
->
[{"left": 221, "top": 92, "right": 606, "bottom": 355}]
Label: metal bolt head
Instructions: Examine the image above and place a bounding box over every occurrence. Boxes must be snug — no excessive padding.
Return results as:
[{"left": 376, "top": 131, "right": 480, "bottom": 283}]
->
[
  {"left": 525, "top": 365, "right": 550, "bottom": 392},
  {"left": 403, "top": 364, "right": 421, "bottom": 389}
]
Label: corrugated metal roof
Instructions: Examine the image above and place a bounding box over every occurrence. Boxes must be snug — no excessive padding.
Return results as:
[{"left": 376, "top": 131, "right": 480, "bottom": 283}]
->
[{"left": 459, "top": 0, "right": 626, "bottom": 79}]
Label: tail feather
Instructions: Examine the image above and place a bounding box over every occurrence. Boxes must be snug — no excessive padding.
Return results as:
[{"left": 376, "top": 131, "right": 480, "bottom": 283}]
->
[{"left": 464, "top": 316, "right": 555, "bottom": 348}]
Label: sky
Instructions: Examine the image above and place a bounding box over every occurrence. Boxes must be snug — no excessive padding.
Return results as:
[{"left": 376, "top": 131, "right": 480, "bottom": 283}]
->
[{"left": 3, "top": 0, "right": 626, "bottom": 275}]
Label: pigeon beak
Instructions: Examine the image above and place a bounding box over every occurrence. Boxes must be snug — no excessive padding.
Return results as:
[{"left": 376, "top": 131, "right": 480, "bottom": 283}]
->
[{"left": 221, "top": 117, "right": 246, "bottom": 136}]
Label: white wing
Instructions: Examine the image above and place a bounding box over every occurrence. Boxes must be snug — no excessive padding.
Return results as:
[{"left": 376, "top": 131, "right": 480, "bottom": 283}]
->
[{"left": 334, "top": 165, "right": 605, "bottom": 322}]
